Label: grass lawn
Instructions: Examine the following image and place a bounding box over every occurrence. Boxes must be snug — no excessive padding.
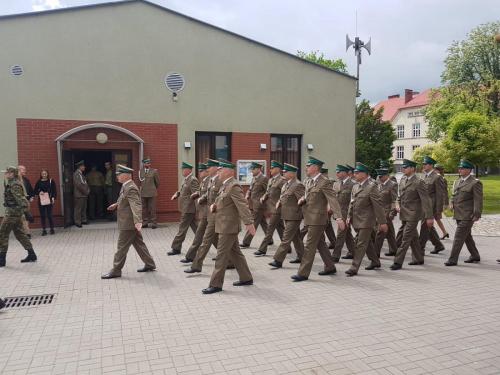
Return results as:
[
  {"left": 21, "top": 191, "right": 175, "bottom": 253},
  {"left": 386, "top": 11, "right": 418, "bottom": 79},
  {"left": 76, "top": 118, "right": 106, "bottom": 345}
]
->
[{"left": 445, "top": 175, "right": 500, "bottom": 215}]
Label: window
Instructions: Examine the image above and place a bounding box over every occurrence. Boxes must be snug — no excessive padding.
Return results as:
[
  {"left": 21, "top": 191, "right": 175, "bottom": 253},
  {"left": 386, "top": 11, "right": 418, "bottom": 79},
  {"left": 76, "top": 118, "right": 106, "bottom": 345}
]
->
[
  {"left": 396, "top": 125, "right": 404, "bottom": 139},
  {"left": 412, "top": 145, "right": 420, "bottom": 151},
  {"left": 412, "top": 123, "right": 421, "bottom": 138},
  {"left": 396, "top": 145, "right": 404, "bottom": 160},
  {"left": 195, "top": 132, "right": 231, "bottom": 167},
  {"left": 271, "top": 134, "right": 302, "bottom": 177}
]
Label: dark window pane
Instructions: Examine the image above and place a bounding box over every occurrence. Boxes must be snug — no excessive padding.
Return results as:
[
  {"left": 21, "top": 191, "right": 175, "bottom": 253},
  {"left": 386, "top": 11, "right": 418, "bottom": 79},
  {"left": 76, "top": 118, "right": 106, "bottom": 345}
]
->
[
  {"left": 215, "top": 135, "right": 229, "bottom": 160},
  {"left": 196, "top": 135, "right": 211, "bottom": 165}
]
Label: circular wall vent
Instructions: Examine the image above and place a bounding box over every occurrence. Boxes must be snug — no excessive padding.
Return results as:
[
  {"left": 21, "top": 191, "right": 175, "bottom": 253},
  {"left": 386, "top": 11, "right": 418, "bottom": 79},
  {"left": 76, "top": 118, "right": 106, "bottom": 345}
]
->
[
  {"left": 164, "top": 72, "right": 185, "bottom": 93},
  {"left": 11, "top": 65, "right": 23, "bottom": 76}
]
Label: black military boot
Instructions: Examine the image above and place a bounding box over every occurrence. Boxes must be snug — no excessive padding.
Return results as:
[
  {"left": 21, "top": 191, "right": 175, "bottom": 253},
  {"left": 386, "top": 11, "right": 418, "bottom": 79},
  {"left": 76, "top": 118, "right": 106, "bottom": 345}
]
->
[
  {"left": 20, "top": 249, "right": 37, "bottom": 263},
  {"left": 0, "top": 253, "right": 6, "bottom": 267}
]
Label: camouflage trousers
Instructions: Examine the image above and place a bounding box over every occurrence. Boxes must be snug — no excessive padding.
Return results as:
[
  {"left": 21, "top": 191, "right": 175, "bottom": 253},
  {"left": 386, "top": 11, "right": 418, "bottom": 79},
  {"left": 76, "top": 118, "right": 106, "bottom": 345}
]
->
[{"left": 0, "top": 216, "right": 33, "bottom": 254}]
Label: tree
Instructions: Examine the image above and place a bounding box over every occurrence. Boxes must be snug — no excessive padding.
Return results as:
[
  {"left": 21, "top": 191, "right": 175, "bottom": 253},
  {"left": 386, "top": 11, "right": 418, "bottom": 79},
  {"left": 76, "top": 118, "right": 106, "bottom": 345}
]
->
[
  {"left": 296, "top": 50, "right": 348, "bottom": 73},
  {"left": 355, "top": 100, "right": 396, "bottom": 174}
]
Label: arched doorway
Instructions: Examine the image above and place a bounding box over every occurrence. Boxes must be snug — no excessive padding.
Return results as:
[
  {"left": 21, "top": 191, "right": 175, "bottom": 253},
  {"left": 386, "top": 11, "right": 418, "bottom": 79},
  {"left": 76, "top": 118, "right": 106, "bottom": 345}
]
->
[{"left": 55, "top": 123, "right": 144, "bottom": 226}]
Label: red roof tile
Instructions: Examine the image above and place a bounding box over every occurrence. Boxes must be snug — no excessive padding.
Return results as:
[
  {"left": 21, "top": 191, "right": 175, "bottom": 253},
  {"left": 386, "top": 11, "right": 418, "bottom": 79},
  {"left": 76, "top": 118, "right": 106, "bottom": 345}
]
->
[{"left": 374, "top": 89, "right": 431, "bottom": 122}]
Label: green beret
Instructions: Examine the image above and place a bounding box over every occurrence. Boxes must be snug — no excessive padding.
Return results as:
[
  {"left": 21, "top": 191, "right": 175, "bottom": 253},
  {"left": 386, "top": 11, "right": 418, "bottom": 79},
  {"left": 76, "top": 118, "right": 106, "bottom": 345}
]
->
[
  {"left": 345, "top": 164, "right": 354, "bottom": 172},
  {"left": 198, "top": 163, "right": 207, "bottom": 171},
  {"left": 306, "top": 157, "right": 324, "bottom": 167},
  {"left": 283, "top": 163, "right": 298, "bottom": 172},
  {"left": 218, "top": 159, "right": 235, "bottom": 169},
  {"left": 270, "top": 160, "right": 283, "bottom": 169},
  {"left": 376, "top": 168, "right": 389, "bottom": 176},
  {"left": 321, "top": 167, "right": 328, "bottom": 174},
  {"left": 75, "top": 160, "right": 85, "bottom": 167},
  {"left": 115, "top": 164, "right": 133, "bottom": 175},
  {"left": 181, "top": 161, "right": 193, "bottom": 169},
  {"left": 142, "top": 157, "right": 151, "bottom": 164},
  {"left": 423, "top": 155, "right": 437, "bottom": 165},
  {"left": 354, "top": 162, "right": 370, "bottom": 173},
  {"left": 402, "top": 159, "right": 417, "bottom": 168},
  {"left": 458, "top": 159, "right": 474, "bottom": 169},
  {"left": 379, "top": 160, "right": 390, "bottom": 168},
  {"left": 250, "top": 162, "right": 263, "bottom": 169},
  {"left": 206, "top": 159, "right": 219, "bottom": 167},
  {"left": 336, "top": 164, "right": 349, "bottom": 172}
]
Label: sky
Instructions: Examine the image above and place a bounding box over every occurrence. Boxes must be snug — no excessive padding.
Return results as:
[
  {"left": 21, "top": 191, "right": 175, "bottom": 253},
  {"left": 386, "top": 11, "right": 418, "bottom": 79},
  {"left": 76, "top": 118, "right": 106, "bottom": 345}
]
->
[{"left": 1, "top": 0, "right": 498, "bottom": 103}]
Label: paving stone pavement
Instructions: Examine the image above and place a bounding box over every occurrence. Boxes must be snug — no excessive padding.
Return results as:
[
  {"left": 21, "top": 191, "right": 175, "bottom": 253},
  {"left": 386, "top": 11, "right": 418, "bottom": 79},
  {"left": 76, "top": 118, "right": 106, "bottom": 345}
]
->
[{"left": 0, "top": 216, "right": 499, "bottom": 375}]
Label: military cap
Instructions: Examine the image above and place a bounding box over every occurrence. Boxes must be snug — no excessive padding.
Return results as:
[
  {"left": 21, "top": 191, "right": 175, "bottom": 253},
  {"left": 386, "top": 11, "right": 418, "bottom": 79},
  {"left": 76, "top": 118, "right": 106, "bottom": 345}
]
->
[
  {"left": 402, "top": 159, "right": 417, "bottom": 168},
  {"left": 206, "top": 158, "right": 219, "bottom": 167},
  {"left": 306, "top": 156, "right": 324, "bottom": 167},
  {"left": 354, "top": 162, "right": 370, "bottom": 173},
  {"left": 345, "top": 164, "right": 355, "bottom": 172},
  {"left": 218, "top": 159, "right": 235, "bottom": 169},
  {"left": 379, "top": 160, "right": 390, "bottom": 168},
  {"left": 283, "top": 163, "right": 298, "bottom": 172},
  {"left": 142, "top": 157, "right": 151, "bottom": 164},
  {"left": 181, "top": 161, "right": 193, "bottom": 169},
  {"left": 270, "top": 160, "right": 283, "bottom": 169},
  {"left": 250, "top": 162, "right": 263, "bottom": 169},
  {"left": 434, "top": 163, "right": 444, "bottom": 171},
  {"left": 75, "top": 160, "right": 85, "bottom": 167},
  {"left": 336, "top": 164, "right": 350, "bottom": 172},
  {"left": 115, "top": 164, "right": 133, "bottom": 175},
  {"left": 321, "top": 167, "right": 328, "bottom": 174},
  {"left": 198, "top": 163, "right": 207, "bottom": 171},
  {"left": 458, "top": 159, "right": 474, "bottom": 169},
  {"left": 1, "top": 166, "right": 18, "bottom": 173},
  {"left": 376, "top": 168, "right": 389, "bottom": 176},
  {"left": 423, "top": 155, "right": 437, "bottom": 165}
]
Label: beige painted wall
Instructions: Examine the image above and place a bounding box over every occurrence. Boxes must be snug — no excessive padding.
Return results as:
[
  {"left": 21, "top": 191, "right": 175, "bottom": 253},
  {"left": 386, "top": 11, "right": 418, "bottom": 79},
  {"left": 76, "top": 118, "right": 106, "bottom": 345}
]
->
[{"left": 0, "top": 1, "right": 356, "bottom": 178}]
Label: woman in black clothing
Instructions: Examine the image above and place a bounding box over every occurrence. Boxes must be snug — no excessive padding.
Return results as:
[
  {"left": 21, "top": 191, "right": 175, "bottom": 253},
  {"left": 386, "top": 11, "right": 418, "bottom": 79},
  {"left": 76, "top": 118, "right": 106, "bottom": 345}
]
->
[{"left": 34, "top": 170, "right": 57, "bottom": 236}]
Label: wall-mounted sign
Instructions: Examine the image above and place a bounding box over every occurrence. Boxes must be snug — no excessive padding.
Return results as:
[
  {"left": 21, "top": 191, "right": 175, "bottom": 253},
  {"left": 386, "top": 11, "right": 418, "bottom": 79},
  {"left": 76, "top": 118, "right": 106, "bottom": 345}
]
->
[{"left": 237, "top": 160, "right": 267, "bottom": 185}]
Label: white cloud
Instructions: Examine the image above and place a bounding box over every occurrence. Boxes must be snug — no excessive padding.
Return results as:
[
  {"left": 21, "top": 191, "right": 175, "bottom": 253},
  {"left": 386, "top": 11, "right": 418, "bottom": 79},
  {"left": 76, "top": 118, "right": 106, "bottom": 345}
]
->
[{"left": 32, "top": 0, "right": 65, "bottom": 11}]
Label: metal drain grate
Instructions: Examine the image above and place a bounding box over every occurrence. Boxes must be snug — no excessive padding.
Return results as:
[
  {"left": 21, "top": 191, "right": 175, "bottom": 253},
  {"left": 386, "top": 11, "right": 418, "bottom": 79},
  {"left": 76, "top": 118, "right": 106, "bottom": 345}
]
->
[{"left": 3, "top": 294, "right": 55, "bottom": 309}]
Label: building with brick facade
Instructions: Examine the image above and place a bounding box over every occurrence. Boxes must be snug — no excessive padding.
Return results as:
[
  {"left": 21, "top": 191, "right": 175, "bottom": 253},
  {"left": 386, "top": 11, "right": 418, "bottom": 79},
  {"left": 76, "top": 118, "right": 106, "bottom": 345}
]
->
[{"left": 0, "top": 0, "right": 356, "bottom": 226}]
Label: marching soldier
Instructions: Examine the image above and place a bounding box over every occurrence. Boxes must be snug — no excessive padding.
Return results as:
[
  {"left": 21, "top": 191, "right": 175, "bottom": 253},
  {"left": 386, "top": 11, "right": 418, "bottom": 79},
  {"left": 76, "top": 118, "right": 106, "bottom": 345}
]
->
[
  {"left": 254, "top": 160, "right": 285, "bottom": 256},
  {"left": 379, "top": 160, "right": 398, "bottom": 183},
  {"left": 391, "top": 159, "right": 433, "bottom": 270},
  {"left": 168, "top": 162, "right": 199, "bottom": 256},
  {"left": 345, "top": 163, "right": 387, "bottom": 276},
  {"left": 181, "top": 163, "right": 209, "bottom": 263},
  {"left": 345, "top": 164, "right": 355, "bottom": 182},
  {"left": 139, "top": 158, "right": 160, "bottom": 229},
  {"left": 291, "top": 157, "right": 344, "bottom": 282},
  {"left": 445, "top": 160, "right": 483, "bottom": 266},
  {"left": 0, "top": 166, "right": 38, "bottom": 267},
  {"left": 321, "top": 167, "right": 337, "bottom": 249},
  {"left": 419, "top": 156, "right": 446, "bottom": 254},
  {"left": 73, "top": 160, "right": 89, "bottom": 228},
  {"left": 269, "top": 163, "right": 305, "bottom": 268},
  {"left": 373, "top": 168, "right": 398, "bottom": 257},
  {"left": 185, "top": 159, "right": 223, "bottom": 273},
  {"left": 332, "top": 164, "right": 355, "bottom": 262},
  {"left": 434, "top": 164, "right": 450, "bottom": 240},
  {"left": 101, "top": 165, "right": 156, "bottom": 279},
  {"left": 202, "top": 160, "right": 255, "bottom": 294},
  {"left": 240, "top": 162, "right": 268, "bottom": 248}
]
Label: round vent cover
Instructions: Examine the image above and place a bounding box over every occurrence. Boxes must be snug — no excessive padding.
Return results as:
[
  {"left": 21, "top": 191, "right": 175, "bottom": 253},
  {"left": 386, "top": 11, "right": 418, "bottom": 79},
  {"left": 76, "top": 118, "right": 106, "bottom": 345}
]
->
[
  {"left": 164, "top": 72, "right": 185, "bottom": 93},
  {"left": 11, "top": 65, "right": 23, "bottom": 76}
]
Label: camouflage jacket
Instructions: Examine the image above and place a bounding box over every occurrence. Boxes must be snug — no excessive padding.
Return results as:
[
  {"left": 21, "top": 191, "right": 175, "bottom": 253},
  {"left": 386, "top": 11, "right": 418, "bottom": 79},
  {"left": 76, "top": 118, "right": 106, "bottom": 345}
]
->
[{"left": 3, "top": 179, "right": 29, "bottom": 217}]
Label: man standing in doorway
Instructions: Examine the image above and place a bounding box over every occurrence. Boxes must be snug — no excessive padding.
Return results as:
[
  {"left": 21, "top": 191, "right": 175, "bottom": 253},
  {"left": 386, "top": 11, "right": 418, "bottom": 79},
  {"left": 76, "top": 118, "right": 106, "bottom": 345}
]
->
[
  {"left": 104, "top": 161, "right": 115, "bottom": 220},
  {"left": 73, "top": 160, "right": 89, "bottom": 228},
  {"left": 168, "top": 162, "right": 199, "bottom": 256},
  {"left": 87, "top": 165, "right": 105, "bottom": 220},
  {"left": 101, "top": 164, "right": 156, "bottom": 279},
  {"left": 240, "top": 162, "right": 268, "bottom": 248},
  {"left": 139, "top": 157, "right": 160, "bottom": 229}
]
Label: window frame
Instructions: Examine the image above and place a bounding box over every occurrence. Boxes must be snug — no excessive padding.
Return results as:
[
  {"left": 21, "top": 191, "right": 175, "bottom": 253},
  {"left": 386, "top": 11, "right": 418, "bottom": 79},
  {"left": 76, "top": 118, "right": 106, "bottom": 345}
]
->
[
  {"left": 412, "top": 123, "right": 421, "bottom": 138},
  {"left": 396, "top": 125, "right": 405, "bottom": 139},
  {"left": 396, "top": 145, "right": 404, "bottom": 160},
  {"left": 195, "top": 131, "right": 232, "bottom": 169},
  {"left": 270, "top": 134, "right": 302, "bottom": 178}
]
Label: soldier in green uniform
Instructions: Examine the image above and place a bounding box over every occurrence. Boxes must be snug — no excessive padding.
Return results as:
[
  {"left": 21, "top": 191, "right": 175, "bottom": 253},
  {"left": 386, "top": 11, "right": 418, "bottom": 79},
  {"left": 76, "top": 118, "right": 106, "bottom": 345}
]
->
[
  {"left": 321, "top": 167, "right": 337, "bottom": 249},
  {"left": 0, "top": 166, "right": 38, "bottom": 267},
  {"left": 139, "top": 158, "right": 160, "bottom": 229},
  {"left": 254, "top": 160, "right": 285, "bottom": 256},
  {"left": 101, "top": 165, "right": 156, "bottom": 279},
  {"left": 332, "top": 164, "right": 355, "bottom": 262},
  {"left": 73, "top": 160, "right": 90, "bottom": 227},
  {"left": 181, "top": 163, "right": 209, "bottom": 263},
  {"left": 373, "top": 168, "right": 398, "bottom": 257},
  {"left": 445, "top": 160, "right": 483, "bottom": 266}
]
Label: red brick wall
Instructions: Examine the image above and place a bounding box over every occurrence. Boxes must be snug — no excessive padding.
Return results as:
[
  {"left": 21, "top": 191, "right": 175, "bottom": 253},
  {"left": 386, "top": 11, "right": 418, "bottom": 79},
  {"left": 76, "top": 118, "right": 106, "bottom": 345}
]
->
[{"left": 16, "top": 119, "right": 179, "bottom": 227}]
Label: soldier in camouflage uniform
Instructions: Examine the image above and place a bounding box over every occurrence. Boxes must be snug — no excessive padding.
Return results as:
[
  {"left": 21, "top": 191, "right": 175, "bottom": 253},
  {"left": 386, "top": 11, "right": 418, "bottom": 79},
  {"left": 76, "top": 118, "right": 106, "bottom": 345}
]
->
[{"left": 0, "top": 166, "right": 38, "bottom": 267}]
